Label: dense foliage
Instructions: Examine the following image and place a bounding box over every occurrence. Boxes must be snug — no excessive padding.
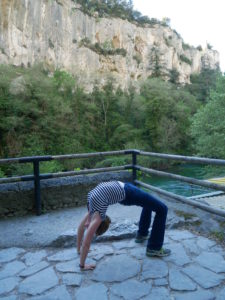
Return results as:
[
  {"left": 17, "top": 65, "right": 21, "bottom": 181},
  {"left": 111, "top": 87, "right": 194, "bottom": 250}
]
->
[
  {"left": 186, "top": 68, "right": 220, "bottom": 103},
  {"left": 79, "top": 38, "right": 127, "bottom": 56},
  {"left": 0, "top": 64, "right": 223, "bottom": 177},
  {"left": 190, "top": 74, "right": 225, "bottom": 158},
  {"left": 74, "top": 0, "right": 166, "bottom": 27}
]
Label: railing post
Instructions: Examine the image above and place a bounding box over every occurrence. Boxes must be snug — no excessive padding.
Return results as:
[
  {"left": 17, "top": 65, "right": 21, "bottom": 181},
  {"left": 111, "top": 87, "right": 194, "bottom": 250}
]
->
[
  {"left": 132, "top": 151, "right": 137, "bottom": 182},
  {"left": 33, "top": 160, "right": 41, "bottom": 216}
]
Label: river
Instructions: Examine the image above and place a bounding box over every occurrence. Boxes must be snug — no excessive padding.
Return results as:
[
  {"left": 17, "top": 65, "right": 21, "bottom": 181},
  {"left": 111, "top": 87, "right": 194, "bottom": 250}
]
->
[{"left": 142, "top": 163, "right": 225, "bottom": 197}]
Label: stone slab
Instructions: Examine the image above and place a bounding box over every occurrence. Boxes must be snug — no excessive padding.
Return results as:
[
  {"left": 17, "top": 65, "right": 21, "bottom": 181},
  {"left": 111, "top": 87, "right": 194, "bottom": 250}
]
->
[
  {"left": 0, "top": 261, "right": 26, "bottom": 279},
  {"left": 129, "top": 247, "right": 146, "bottom": 260},
  {"left": 19, "top": 267, "right": 58, "bottom": 295},
  {"left": 141, "top": 259, "right": 168, "bottom": 280},
  {"left": 96, "top": 221, "right": 138, "bottom": 243},
  {"left": 90, "top": 245, "right": 114, "bottom": 256},
  {"left": 196, "top": 236, "right": 217, "bottom": 250},
  {"left": 164, "top": 243, "right": 191, "bottom": 266},
  {"left": 111, "top": 279, "right": 151, "bottom": 300},
  {"left": 88, "top": 244, "right": 114, "bottom": 261},
  {"left": 0, "top": 296, "right": 17, "bottom": 300},
  {"left": 48, "top": 249, "right": 78, "bottom": 262},
  {"left": 182, "top": 264, "right": 224, "bottom": 289},
  {"left": 109, "top": 295, "right": 121, "bottom": 300},
  {"left": 167, "top": 230, "right": 195, "bottom": 241},
  {"left": 22, "top": 250, "right": 47, "bottom": 266},
  {"left": 91, "top": 254, "right": 141, "bottom": 282},
  {"left": 0, "top": 247, "right": 25, "bottom": 263},
  {"left": 216, "top": 286, "right": 225, "bottom": 300},
  {"left": 194, "top": 251, "right": 225, "bottom": 273},
  {"left": 112, "top": 239, "right": 138, "bottom": 250},
  {"left": 0, "top": 277, "right": 19, "bottom": 295},
  {"left": 142, "top": 287, "right": 170, "bottom": 300},
  {"left": 154, "top": 278, "right": 168, "bottom": 286},
  {"left": 182, "top": 239, "right": 201, "bottom": 255},
  {"left": 55, "top": 259, "right": 81, "bottom": 273},
  {"left": 62, "top": 273, "right": 83, "bottom": 286},
  {"left": 75, "top": 283, "right": 108, "bottom": 300},
  {"left": 31, "top": 285, "right": 72, "bottom": 300},
  {"left": 174, "top": 290, "right": 215, "bottom": 300},
  {"left": 169, "top": 267, "right": 197, "bottom": 291},
  {"left": 20, "top": 261, "right": 49, "bottom": 277}
]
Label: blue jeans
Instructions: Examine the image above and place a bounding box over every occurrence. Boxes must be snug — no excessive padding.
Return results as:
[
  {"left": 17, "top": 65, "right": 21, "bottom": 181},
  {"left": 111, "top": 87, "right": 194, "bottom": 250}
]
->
[{"left": 120, "top": 183, "right": 168, "bottom": 250}]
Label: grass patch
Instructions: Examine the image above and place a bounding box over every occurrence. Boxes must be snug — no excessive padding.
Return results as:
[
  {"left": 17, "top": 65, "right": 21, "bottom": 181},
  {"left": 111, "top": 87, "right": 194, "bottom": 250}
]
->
[
  {"left": 210, "top": 231, "right": 224, "bottom": 243},
  {"left": 175, "top": 210, "right": 197, "bottom": 220},
  {"left": 219, "top": 220, "right": 225, "bottom": 228}
]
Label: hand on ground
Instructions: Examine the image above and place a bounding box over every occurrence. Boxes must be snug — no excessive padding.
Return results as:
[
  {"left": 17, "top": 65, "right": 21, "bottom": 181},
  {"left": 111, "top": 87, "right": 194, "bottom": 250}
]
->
[{"left": 81, "top": 264, "right": 96, "bottom": 271}]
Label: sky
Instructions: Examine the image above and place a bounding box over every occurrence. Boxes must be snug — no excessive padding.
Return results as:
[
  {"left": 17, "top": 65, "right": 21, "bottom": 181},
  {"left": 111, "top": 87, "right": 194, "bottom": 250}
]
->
[{"left": 133, "top": 0, "right": 225, "bottom": 72}]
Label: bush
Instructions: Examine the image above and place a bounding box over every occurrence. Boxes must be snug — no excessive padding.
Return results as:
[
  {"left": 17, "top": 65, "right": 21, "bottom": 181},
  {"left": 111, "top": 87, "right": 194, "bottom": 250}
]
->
[
  {"left": 80, "top": 39, "right": 127, "bottom": 57},
  {"left": 0, "top": 168, "right": 5, "bottom": 178},
  {"left": 133, "top": 54, "right": 142, "bottom": 66},
  {"left": 74, "top": 0, "right": 162, "bottom": 28},
  {"left": 95, "top": 157, "right": 129, "bottom": 168},
  {"left": 182, "top": 42, "right": 191, "bottom": 50},
  {"left": 196, "top": 45, "right": 203, "bottom": 51},
  {"left": 207, "top": 43, "right": 213, "bottom": 50},
  {"left": 190, "top": 74, "right": 225, "bottom": 158},
  {"left": 180, "top": 54, "right": 192, "bottom": 66},
  {"left": 169, "top": 68, "right": 180, "bottom": 84}
]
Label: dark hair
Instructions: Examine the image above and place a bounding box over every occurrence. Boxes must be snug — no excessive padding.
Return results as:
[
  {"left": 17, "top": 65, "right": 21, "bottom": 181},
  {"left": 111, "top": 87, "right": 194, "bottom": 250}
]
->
[{"left": 95, "top": 215, "right": 111, "bottom": 236}]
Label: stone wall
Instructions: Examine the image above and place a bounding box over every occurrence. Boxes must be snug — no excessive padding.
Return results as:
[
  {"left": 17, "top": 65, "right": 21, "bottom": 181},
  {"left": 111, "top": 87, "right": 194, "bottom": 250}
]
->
[{"left": 0, "top": 171, "right": 132, "bottom": 218}]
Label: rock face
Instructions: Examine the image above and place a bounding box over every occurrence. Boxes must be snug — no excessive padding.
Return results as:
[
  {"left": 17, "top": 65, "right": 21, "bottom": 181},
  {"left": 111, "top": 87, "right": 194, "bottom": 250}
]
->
[{"left": 0, "top": 0, "right": 220, "bottom": 90}]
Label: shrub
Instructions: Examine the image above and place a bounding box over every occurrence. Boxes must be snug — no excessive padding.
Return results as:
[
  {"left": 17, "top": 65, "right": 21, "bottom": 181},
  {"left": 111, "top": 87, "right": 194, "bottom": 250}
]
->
[
  {"left": 182, "top": 42, "right": 191, "bottom": 50},
  {"left": 180, "top": 54, "right": 192, "bottom": 66},
  {"left": 133, "top": 54, "right": 142, "bottom": 66},
  {"left": 196, "top": 45, "right": 203, "bottom": 51},
  {"left": 0, "top": 168, "right": 5, "bottom": 178},
  {"left": 80, "top": 39, "right": 127, "bottom": 57},
  {"left": 207, "top": 43, "right": 213, "bottom": 50},
  {"left": 79, "top": 37, "right": 91, "bottom": 47}
]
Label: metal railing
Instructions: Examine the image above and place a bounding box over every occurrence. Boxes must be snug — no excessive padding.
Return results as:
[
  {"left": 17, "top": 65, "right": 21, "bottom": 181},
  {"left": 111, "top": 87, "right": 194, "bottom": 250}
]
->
[{"left": 0, "top": 149, "right": 225, "bottom": 217}]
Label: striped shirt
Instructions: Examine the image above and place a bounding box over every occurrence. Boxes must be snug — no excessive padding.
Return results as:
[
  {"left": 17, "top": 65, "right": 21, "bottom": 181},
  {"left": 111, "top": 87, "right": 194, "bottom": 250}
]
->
[{"left": 87, "top": 181, "right": 125, "bottom": 220}]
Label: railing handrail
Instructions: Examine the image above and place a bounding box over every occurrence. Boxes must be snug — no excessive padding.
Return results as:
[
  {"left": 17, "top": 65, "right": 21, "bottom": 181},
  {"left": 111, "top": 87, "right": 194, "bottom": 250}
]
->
[
  {"left": 1, "top": 149, "right": 225, "bottom": 166},
  {"left": 0, "top": 149, "right": 134, "bottom": 165},
  {"left": 0, "top": 149, "right": 225, "bottom": 217},
  {"left": 139, "top": 151, "right": 225, "bottom": 166},
  {"left": 135, "top": 165, "right": 225, "bottom": 193},
  {"left": 0, "top": 165, "right": 132, "bottom": 184},
  {"left": 135, "top": 180, "right": 225, "bottom": 218}
]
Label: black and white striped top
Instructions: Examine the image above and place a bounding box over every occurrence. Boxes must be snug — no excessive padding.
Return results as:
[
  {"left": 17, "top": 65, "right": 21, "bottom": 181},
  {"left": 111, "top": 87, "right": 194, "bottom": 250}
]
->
[{"left": 87, "top": 181, "right": 125, "bottom": 220}]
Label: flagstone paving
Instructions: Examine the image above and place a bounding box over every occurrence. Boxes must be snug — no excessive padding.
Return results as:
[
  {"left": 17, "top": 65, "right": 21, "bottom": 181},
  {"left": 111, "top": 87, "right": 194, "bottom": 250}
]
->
[{"left": 0, "top": 229, "right": 225, "bottom": 299}]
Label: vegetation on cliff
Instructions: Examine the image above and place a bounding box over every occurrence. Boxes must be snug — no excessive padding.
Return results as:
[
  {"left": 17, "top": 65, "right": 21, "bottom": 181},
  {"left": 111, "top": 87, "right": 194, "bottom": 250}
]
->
[
  {"left": 74, "top": 0, "right": 169, "bottom": 27},
  {"left": 0, "top": 63, "right": 222, "bottom": 177},
  {"left": 190, "top": 75, "right": 225, "bottom": 158}
]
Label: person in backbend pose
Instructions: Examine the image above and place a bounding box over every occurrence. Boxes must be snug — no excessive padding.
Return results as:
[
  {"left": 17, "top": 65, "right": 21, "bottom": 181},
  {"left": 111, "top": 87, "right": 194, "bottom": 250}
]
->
[{"left": 77, "top": 181, "right": 171, "bottom": 270}]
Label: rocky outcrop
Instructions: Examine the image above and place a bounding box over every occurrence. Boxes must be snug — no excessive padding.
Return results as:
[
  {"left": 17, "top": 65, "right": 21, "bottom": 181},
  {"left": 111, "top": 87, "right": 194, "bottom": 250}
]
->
[{"left": 0, "top": 0, "right": 220, "bottom": 90}]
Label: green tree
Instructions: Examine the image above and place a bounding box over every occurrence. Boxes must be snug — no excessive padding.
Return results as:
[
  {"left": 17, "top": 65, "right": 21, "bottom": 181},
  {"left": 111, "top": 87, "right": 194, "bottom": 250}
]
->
[
  {"left": 190, "top": 74, "right": 225, "bottom": 158},
  {"left": 186, "top": 68, "right": 220, "bottom": 103},
  {"left": 0, "top": 65, "right": 89, "bottom": 174},
  {"left": 91, "top": 80, "right": 122, "bottom": 149},
  {"left": 149, "top": 46, "right": 166, "bottom": 78},
  {"left": 140, "top": 78, "right": 198, "bottom": 153},
  {"left": 169, "top": 68, "right": 180, "bottom": 84}
]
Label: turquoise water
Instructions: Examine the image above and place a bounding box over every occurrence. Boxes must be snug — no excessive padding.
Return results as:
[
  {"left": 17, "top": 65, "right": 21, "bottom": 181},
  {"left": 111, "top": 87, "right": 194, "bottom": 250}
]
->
[{"left": 142, "top": 164, "right": 225, "bottom": 197}]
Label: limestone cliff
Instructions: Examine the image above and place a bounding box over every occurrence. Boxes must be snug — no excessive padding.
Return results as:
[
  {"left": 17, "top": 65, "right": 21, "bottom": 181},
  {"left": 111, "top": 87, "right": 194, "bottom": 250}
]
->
[{"left": 0, "top": 0, "right": 220, "bottom": 90}]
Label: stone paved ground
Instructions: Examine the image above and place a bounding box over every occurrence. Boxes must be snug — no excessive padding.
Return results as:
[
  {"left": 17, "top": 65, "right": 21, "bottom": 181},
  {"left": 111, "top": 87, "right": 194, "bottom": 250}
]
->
[{"left": 1, "top": 229, "right": 225, "bottom": 300}]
